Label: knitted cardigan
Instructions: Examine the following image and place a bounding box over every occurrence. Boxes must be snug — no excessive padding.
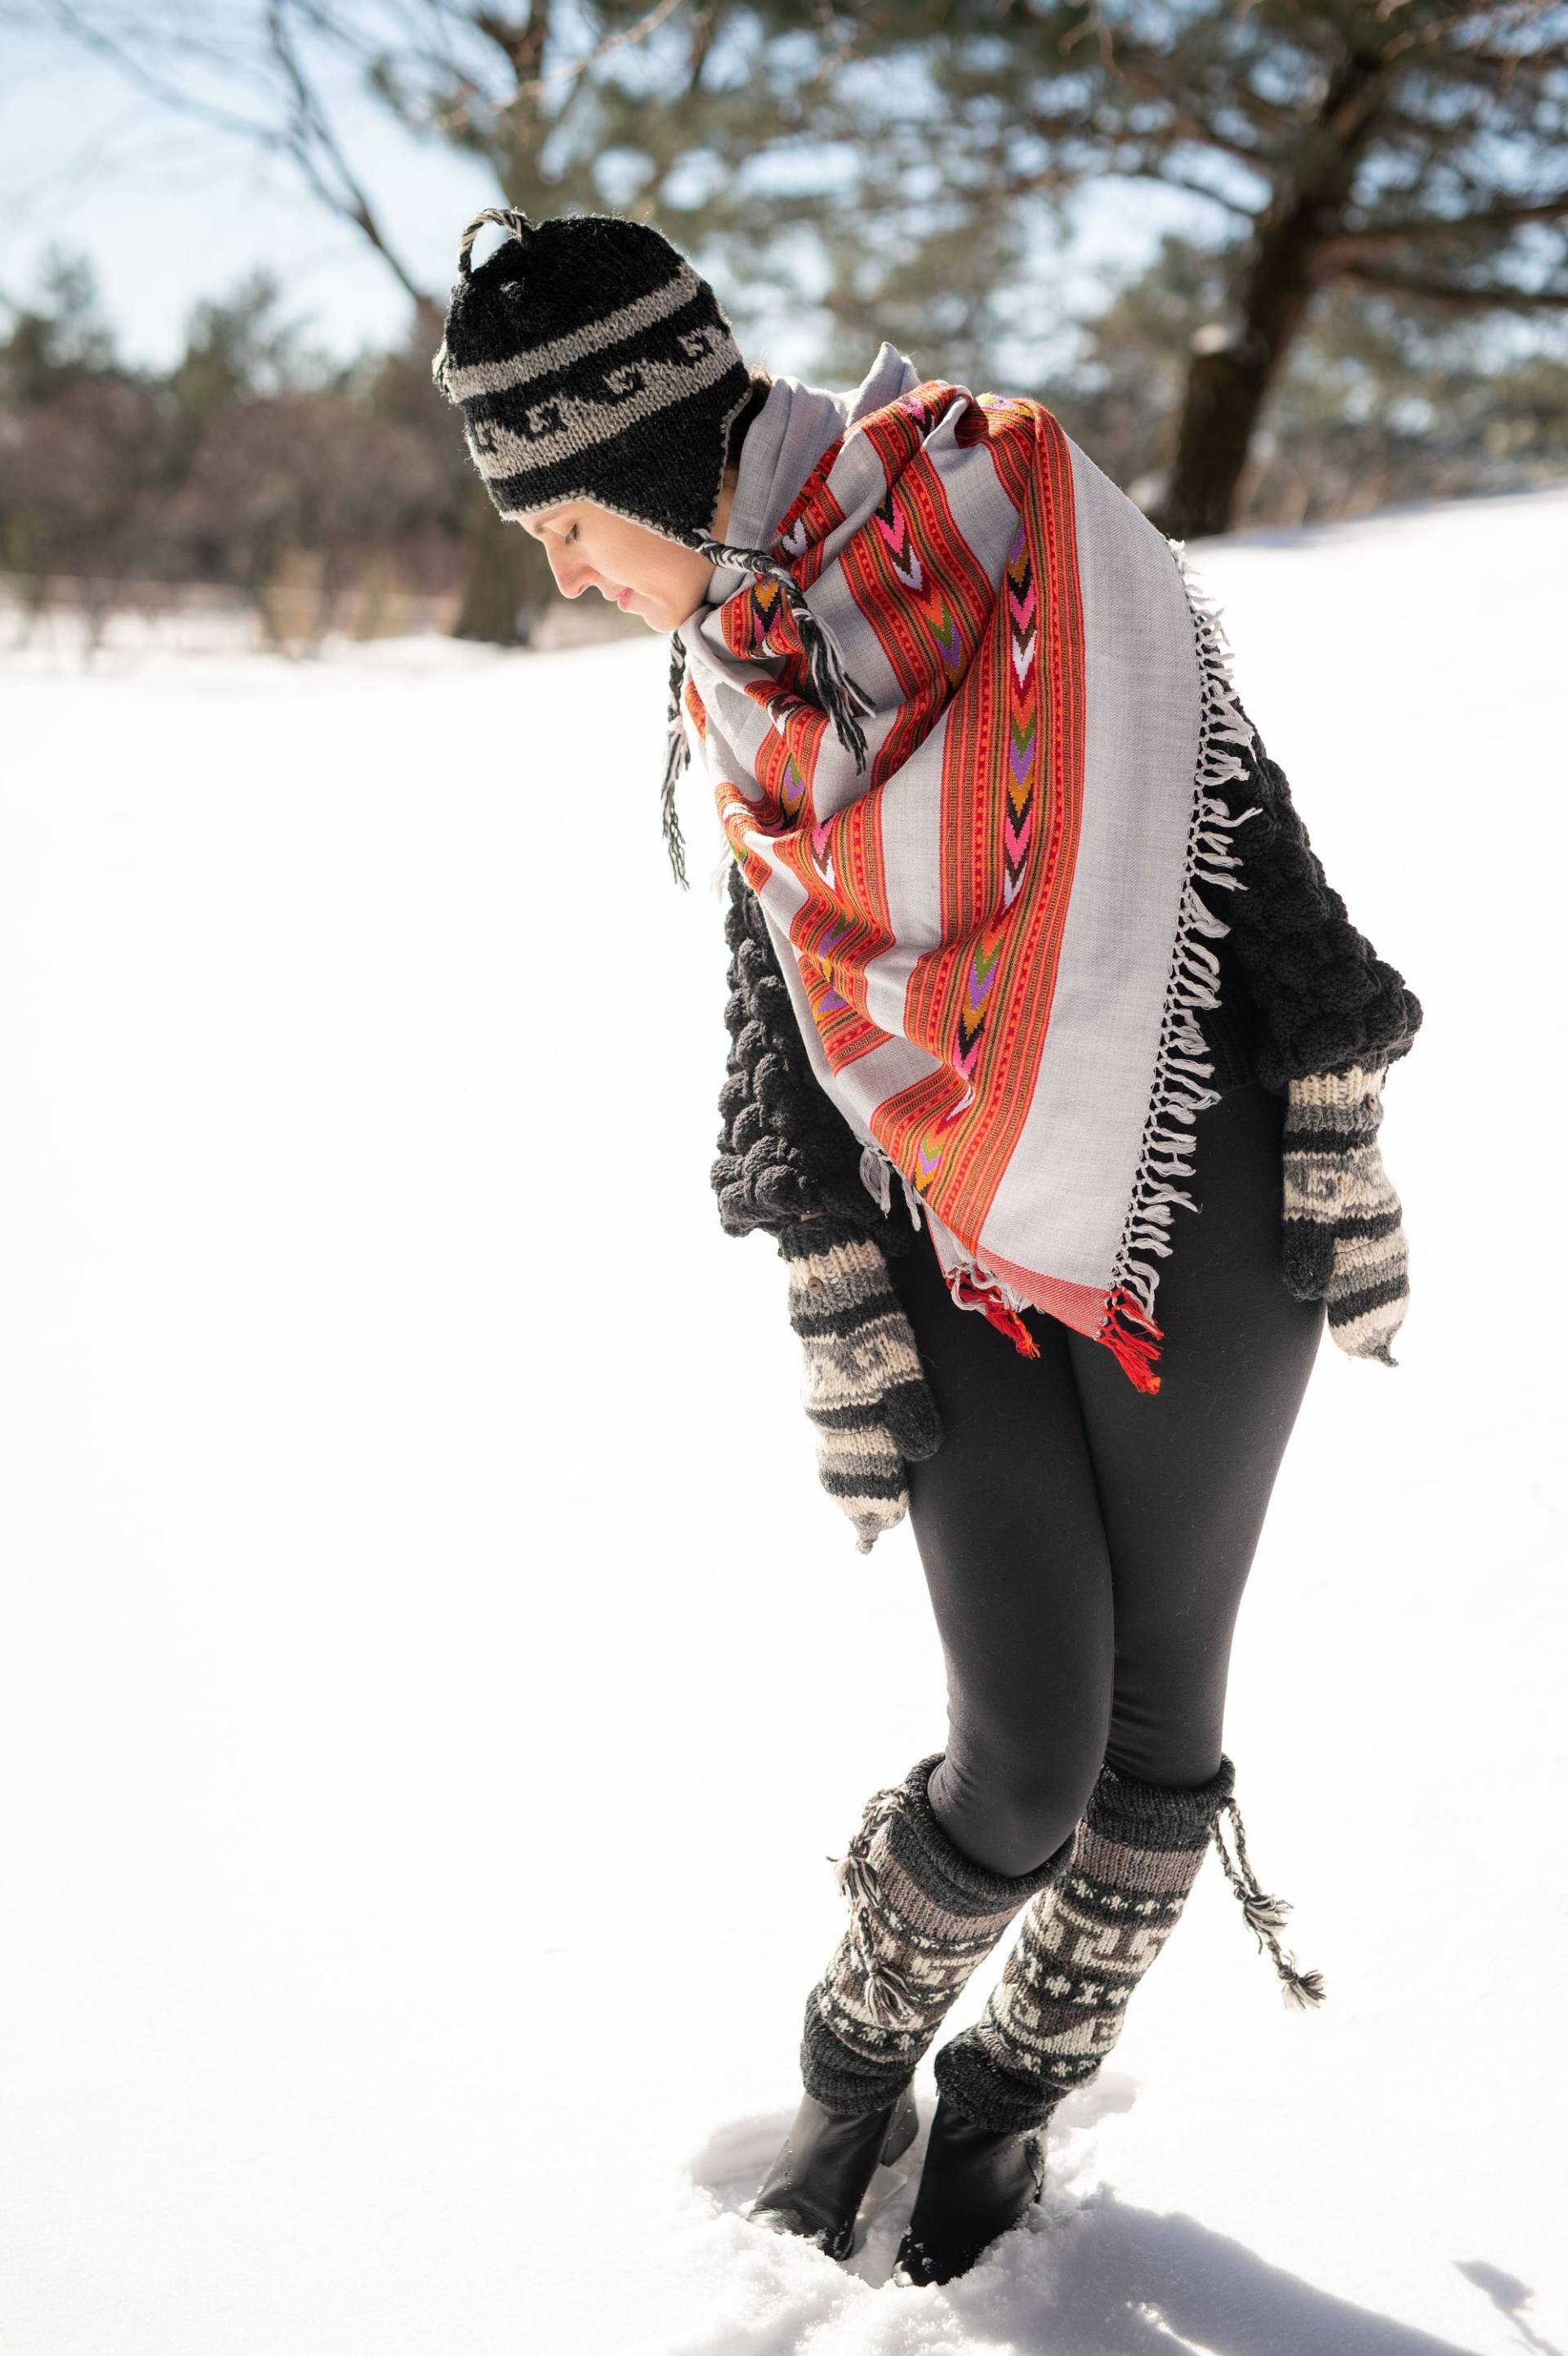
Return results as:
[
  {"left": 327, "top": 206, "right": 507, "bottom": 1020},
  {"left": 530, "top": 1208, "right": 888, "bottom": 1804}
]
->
[{"left": 712, "top": 706, "right": 1422, "bottom": 1258}]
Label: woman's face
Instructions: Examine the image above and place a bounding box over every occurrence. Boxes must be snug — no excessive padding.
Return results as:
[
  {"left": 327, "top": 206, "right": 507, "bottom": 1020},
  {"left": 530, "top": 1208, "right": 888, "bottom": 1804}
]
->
[{"left": 518, "top": 474, "right": 737, "bottom": 634}]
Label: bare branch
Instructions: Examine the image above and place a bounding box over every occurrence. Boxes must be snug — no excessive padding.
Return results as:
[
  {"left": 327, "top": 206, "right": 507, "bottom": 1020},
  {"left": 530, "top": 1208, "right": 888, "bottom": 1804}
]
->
[
  {"left": 1096, "top": 48, "right": 1272, "bottom": 167},
  {"left": 499, "top": 0, "right": 690, "bottom": 109},
  {"left": 37, "top": 0, "right": 431, "bottom": 305},
  {"left": 1116, "top": 163, "right": 1262, "bottom": 220},
  {"left": 1337, "top": 260, "right": 1568, "bottom": 309},
  {"left": 1318, "top": 188, "right": 1568, "bottom": 265},
  {"left": 40, "top": 0, "right": 284, "bottom": 149},
  {"left": 684, "top": 0, "right": 724, "bottom": 98},
  {"left": 266, "top": 2, "right": 429, "bottom": 304},
  {"left": 473, "top": 7, "right": 550, "bottom": 84}
]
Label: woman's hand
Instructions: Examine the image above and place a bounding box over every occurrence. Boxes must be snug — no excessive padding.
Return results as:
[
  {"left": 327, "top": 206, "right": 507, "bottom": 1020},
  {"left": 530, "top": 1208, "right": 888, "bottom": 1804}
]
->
[
  {"left": 1281, "top": 1063, "right": 1410, "bottom": 1366},
  {"left": 779, "top": 1218, "right": 943, "bottom": 1552}
]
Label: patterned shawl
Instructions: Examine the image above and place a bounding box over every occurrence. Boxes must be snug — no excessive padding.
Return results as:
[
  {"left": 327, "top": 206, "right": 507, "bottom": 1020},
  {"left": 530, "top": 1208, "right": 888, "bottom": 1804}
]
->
[{"left": 672, "top": 342, "right": 1258, "bottom": 1392}]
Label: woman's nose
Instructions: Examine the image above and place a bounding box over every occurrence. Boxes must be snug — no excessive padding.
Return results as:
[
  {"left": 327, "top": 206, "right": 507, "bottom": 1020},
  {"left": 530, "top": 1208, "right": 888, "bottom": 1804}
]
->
[
  {"left": 545, "top": 546, "right": 586, "bottom": 597},
  {"left": 555, "top": 553, "right": 614, "bottom": 600}
]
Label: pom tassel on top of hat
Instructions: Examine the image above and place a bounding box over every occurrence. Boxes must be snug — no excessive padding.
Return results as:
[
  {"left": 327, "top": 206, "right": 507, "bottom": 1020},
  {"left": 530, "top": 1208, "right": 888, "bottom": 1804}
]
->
[{"left": 430, "top": 206, "right": 537, "bottom": 398}]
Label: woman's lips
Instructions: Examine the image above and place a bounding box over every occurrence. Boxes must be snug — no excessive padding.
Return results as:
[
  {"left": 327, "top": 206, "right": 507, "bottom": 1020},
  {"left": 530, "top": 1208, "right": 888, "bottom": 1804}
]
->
[{"left": 617, "top": 587, "right": 636, "bottom": 608}]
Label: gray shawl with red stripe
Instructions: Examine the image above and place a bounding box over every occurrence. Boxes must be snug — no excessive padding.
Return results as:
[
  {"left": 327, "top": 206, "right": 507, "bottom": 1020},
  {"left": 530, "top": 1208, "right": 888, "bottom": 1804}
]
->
[{"left": 675, "top": 342, "right": 1259, "bottom": 1392}]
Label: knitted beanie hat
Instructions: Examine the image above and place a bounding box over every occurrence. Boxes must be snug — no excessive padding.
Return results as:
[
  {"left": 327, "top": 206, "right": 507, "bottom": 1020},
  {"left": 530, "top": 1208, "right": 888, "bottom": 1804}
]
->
[
  {"left": 434, "top": 207, "right": 874, "bottom": 887},
  {"left": 433, "top": 205, "right": 753, "bottom": 541}
]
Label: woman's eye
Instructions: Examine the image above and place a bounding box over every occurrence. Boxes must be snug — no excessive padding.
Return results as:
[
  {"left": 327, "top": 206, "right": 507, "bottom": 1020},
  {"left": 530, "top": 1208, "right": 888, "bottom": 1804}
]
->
[{"left": 566, "top": 523, "right": 579, "bottom": 545}]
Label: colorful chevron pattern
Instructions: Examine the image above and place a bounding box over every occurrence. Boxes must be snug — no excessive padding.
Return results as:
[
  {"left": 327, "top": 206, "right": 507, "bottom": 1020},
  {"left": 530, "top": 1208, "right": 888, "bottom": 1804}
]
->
[
  {"left": 696, "top": 382, "right": 1091, "bottom": 1360},
  {"left": 683, "top": 367, "right": 1227, "bottom": 1389},
  {"left": 914, "top": 508, "right": 1042, "bottom": 1199}
]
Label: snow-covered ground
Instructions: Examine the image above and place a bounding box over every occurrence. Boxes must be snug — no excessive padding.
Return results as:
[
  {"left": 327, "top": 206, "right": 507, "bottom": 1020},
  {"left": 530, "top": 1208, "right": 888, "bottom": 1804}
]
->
[{"left": 2, "top": 485, "right": 1564, "bottom": 2356}]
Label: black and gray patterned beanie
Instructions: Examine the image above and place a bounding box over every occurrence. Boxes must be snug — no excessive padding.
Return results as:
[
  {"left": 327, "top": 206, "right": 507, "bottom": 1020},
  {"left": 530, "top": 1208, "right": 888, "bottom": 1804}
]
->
[
  {"left": 433, "top": 206, "right": 753, "bottom": 545},
  {"left": 434, "top": 207, "right": 875, "bottom": 889}
]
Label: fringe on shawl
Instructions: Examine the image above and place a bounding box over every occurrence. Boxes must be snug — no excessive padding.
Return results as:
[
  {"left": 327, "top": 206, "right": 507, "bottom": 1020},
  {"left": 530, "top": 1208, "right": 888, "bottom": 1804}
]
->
[
  {"left": 812, "top": 543, "right": 1263, "bottom": 1383},
  {"left": 858, "top": 1136, "right": 1045, "bottom": 1361},
  {"left": 1094, "top": 541, "right": 1263, "bottom": 1392},
  {"left": 853, "top": 544, "right": 1263, "bottom": 1384}
]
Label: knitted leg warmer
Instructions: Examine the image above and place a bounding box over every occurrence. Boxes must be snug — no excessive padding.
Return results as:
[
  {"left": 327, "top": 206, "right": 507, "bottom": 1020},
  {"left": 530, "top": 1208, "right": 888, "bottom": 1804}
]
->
[
  {"left": 934, "top": 1757, "right": 1324, "bottom": 2132},
  {"left": 802, "top": 1754, "right": 1075, "bottom": 2120}
]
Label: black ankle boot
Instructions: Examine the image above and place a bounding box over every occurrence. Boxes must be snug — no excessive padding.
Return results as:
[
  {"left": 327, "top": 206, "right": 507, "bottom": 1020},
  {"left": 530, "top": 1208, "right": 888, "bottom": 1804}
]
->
[
  {"left": 746, "top": 2086, "right": 919, "bottom": 2260},
  {"left": 893, "top": 2095, "right": 1045, "bottom": 2286}
]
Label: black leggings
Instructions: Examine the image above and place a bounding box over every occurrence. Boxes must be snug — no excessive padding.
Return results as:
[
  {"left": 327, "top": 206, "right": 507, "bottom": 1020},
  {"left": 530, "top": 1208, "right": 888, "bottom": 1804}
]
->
[{"left": 883, "top": 1079, "right": 1324, "bottom": 1879}]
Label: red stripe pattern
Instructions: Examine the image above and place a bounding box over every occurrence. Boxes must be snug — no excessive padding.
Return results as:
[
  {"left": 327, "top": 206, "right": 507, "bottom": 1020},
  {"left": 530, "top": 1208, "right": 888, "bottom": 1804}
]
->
[{"left": 694, "top": 385, "right": 1102, "bottom": 1364}]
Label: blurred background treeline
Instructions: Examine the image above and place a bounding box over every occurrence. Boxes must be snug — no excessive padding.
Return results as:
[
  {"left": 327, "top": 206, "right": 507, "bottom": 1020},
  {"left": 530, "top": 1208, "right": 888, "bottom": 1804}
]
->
[
  {"left": 1, "top": 256, "right": 474, "bottom": 654},
  {"left": 3, "top": 0, "right": 1566, "bottom": 657}
]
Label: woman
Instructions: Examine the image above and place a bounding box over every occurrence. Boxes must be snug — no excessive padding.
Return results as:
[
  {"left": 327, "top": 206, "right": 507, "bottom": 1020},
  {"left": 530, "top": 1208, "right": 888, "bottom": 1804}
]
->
[{"left": 436, "top": 207, "right": 1422, "bottom": 2287}]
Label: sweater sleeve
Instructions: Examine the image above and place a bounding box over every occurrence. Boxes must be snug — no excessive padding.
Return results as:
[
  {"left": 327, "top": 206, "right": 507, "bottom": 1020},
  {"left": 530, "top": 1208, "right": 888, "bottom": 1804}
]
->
[
  {"left": 710, "top": 855, "right": 917, "bottom": 1254},
  {"left": 1212, "top": 710, "right": 1424, "bottom": 1096}
]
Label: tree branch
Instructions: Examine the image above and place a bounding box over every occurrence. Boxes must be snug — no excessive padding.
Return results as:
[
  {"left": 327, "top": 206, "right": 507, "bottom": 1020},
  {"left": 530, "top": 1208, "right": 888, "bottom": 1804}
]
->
[
  {"left": 1337, "top": 261, "right": 1568, "bottom": 310},
  {"left": 1120, "top": 163, "right": 1259, "bottom": 220},
  {"left": 40, "top": 0, "right": 433, "bottom": 309},
  {"left": 266, "top": 2, "right": 429, "bottom": 305},
  {"left": 1318, "top": 189, "right": 1568, "bottom": 266},
  {"left": 1101, "top": 56, "right": 1271, "bottom": 167},
  {"left": 683, "top": 0, "right": 723, "bottom": 99},
  {"left": 473, "top": 6, "right": 549, "bottom": 85},
  {"left": 497, "top": 0, "right": 689, "bottom": 109},
  {"left": 42, "top": 0, "right": 284, "bottom": 150}
]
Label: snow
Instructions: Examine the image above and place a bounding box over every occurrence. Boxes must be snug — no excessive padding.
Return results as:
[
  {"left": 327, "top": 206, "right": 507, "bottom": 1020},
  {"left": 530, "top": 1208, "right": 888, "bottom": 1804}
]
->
[{"left": 2, "top": 483, "right": 1565, "bottom": 2355}]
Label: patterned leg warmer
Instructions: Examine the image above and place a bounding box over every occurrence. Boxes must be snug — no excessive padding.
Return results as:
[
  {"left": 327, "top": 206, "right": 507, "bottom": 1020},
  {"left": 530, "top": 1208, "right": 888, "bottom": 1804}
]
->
[
  {"left": 802, "top": 1754, "right": 1075, "bottom": 2119},
  {"left": 1282, "top": 1062, "right": 1410, "bottom": 1365},
  {"left": 934, "top": 1757, "right": 1325, "bottom": 2132}
]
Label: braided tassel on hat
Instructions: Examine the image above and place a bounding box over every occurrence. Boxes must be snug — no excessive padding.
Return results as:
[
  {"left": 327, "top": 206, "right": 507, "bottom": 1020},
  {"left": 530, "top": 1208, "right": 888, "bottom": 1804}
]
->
[
  {"left": 430, "top": 207, "right": 537, "bottom": 397},
  {"left": 661, "top": 636, "right": 693, "bottom": 890}
]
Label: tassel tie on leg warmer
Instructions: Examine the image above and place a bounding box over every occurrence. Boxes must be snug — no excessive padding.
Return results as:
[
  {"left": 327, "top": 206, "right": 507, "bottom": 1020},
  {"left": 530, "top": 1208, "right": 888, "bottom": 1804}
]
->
[
  {"left": 832, "top": 1784, "right": 929, "bottom": 2031},
  {"left": 1213, "top": 1791, "right": 1326, "bottom": 2010},
  {"left": 660, "top": 542, "right": 876, "bottom": 889},
  {"left": 933, "top": 1756, "right": 1324, "bottom": 2136}
]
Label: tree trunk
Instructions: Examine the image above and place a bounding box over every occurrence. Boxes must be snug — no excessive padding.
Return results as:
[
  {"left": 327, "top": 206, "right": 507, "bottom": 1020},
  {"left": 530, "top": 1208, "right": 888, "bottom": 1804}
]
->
[
  {"left": 1156, "top": 213, "right": 1325, "bottom": 540},
  {"left": 452, "top": 486, "right": 553, "bottom": 646},
  {"left": 1156, "top": 50, "right": 1389, "bottom": 541}
]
